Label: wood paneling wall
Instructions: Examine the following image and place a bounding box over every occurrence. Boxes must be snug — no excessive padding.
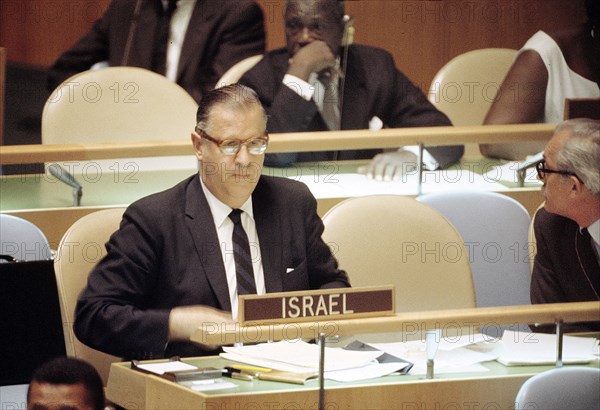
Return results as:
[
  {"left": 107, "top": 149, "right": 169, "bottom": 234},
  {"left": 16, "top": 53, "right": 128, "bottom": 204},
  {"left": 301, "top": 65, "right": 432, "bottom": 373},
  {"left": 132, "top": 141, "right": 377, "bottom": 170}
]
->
[{"left": 0, "top": 0, "right": 587, "bottom": 89}]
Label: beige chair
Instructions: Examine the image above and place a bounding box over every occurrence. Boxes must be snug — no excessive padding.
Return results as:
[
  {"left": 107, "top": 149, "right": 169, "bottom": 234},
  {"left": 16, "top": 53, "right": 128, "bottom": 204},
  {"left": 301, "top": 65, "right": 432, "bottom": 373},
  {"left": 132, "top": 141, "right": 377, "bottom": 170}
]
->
[
  {"left": 54, "top": 207, "right": 126, "bottom": 385},
  {"left": 0, "top": 214, "right": 52, "bottom": 262},
  {"left": 42, "top": 66, "right": 199, "bottom": 180},
  {"left": 214, "top": 55, "right": 263, "bottom": 88},
  {"left": 322, "top": 195, "right": 476, "bottom": 318},
  {"left": 429, "top": 48, "right": 517, "bottom": 156},
  {"left": 43, "top": 66, "right": 197, "bottom": 144},
  {"left": 528, "top": 202, "right": 545, "bottom": 273}
]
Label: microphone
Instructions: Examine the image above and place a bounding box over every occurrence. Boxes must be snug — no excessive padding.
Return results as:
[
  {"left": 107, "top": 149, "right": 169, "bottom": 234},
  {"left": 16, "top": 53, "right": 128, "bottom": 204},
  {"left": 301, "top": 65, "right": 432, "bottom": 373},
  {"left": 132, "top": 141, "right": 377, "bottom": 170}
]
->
[
  {"left": 48, "top": 164, "right": 83, "bottom": 206},
  {"left": 516, "top": 151, "right": 544, "bottom": 186},
  {"left": 338, "top": 14, "right": 353, "bottom": 110}
]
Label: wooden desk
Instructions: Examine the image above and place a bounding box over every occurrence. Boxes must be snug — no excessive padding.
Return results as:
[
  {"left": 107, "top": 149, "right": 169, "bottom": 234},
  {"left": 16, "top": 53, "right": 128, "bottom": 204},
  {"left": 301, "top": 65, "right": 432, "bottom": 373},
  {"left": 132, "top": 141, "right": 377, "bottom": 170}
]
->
[{"left": 106, "top": 356, "right": 599, "bottom": 410}]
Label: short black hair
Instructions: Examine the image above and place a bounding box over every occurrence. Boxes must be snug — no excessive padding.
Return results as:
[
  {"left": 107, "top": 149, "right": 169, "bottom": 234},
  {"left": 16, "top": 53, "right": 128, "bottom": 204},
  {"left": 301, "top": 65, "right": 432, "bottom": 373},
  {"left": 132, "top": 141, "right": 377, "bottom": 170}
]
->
[
  {"left": 285, "top": 0, "right": 345, "bottom": 20},
  {"left": 196, "top": 83, "right": 266, "bottom": 132},
  {"left": 28, "top": 357, "right": 105, "bottom": 410}
]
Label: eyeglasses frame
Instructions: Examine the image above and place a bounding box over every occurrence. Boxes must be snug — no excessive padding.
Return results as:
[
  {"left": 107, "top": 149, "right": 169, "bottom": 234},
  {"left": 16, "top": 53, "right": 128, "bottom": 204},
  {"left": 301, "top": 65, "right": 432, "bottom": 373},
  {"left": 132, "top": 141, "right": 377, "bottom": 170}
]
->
[
  {"left": 196, "top": 128, "right": 269, "bottom": 155},
  {"left": 535, "top": 160, "right": 582, "bottom": 183}
]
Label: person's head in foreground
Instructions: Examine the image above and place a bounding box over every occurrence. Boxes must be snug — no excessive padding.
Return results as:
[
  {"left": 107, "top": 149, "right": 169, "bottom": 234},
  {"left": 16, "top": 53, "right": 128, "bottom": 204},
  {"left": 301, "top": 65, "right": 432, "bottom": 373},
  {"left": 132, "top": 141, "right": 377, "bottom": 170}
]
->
[
  {"left": 538, "top": 118, "right": 600, "bottom": 227},
  {"left": 27, "top": 357, "right": 105, "bottom": 410}
]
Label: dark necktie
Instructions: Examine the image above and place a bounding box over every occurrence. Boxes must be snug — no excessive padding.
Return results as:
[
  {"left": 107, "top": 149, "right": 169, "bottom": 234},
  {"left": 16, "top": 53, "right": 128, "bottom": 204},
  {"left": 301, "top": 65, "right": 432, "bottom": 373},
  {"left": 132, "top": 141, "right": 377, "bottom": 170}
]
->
[
  {"left": 151, "top": 0, "right": 178, "bottom": 75},
  {"left": 229, "top": 209, "right": 256, "bottom": 295}
]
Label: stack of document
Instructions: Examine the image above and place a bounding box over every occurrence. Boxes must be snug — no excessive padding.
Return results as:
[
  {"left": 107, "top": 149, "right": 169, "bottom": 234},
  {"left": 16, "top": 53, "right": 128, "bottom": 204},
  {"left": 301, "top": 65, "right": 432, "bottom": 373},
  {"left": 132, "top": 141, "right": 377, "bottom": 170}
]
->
[{"left": 221, "top": 340, "right": 411, "bottom": 382}]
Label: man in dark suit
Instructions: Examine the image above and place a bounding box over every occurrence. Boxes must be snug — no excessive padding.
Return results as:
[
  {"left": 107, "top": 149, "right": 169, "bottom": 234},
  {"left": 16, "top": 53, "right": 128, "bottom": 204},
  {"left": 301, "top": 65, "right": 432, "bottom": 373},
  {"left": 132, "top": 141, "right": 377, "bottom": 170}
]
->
[
  {"left": 47, "top": 0, "right": 265, "bottom": 103},
  {"left": 531, "top": 118, "right": 600, "bottom": 333},
  {"left": 239, "top": 0, "right": 463, "bottom": 179},
  {"left": 74, "top": 84, "right": 350, "bottom": 359}
]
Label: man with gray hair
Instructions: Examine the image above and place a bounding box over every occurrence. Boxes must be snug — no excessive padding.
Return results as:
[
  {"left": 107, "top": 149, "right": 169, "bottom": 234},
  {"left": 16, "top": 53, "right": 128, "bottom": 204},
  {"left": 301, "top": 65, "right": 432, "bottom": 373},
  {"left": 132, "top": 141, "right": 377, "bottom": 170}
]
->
[{"left": 531, "top": 118, "right": 600, "bottom": 332}]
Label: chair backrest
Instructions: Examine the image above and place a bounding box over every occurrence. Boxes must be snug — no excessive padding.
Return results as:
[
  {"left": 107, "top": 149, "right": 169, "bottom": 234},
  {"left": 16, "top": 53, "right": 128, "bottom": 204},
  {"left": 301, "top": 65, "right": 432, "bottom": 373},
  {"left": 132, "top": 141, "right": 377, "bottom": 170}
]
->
[
  {"left": 528, "top": 202, "right": 545, "bottom": 274},
  {"left": 322, "top": 195, "right": 476, "bottom": 315},
  {"left": 43, "top": 67, "right": 198, "bottom": 145},
  {"left": 0, "top": 214, "right": 52, "bottom": 261},
  {"left": 564, "top": 98, "right": 600, "bottom": 120},
  {"left": 515, "top": 367, "right": 600, "bottom": 410},
  {"left": 418, "top": 191, "right": 532, "bottom": 310},
  {"left": 429, "top": 48, "right": 517, "bottom": 126},
  {"left": 54, "top": 207, "right": 126, "bottom": 385},
  {"left": 214, "top": 55, "right": 263, "bottom": 88}
]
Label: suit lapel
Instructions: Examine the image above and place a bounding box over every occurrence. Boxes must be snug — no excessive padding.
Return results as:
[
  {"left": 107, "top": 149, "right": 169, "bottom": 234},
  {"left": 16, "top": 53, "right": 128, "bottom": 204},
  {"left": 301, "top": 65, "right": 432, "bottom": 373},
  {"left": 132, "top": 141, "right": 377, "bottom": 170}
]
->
[
  {"left": 253, "top": 178, "right": 284, "bottom": 293},
  {"left": 184, "top": 176, "right": 232, "bottom": 311},
  {"left": 128, "top": 0, "right": 161, "bottom": 68},
  {"left": 340, "top": 46, "right": 369, "bottom": 130},
  {"left": 177, "top": 0, "right": 213, "bottom": 80}
]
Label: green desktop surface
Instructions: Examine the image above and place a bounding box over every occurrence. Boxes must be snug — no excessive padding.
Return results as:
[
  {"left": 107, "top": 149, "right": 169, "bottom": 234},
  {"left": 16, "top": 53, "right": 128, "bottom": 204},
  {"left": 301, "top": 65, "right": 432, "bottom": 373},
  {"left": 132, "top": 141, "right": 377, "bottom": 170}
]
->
[
  {"left": 107, "top": 353, "right": 600, "bottom": 410},
  {"left": 115, "top": 356, "right": 599, "bottom": 396},
  {"left": 0, "top": 158, "right": 535, "bottom": 212}
]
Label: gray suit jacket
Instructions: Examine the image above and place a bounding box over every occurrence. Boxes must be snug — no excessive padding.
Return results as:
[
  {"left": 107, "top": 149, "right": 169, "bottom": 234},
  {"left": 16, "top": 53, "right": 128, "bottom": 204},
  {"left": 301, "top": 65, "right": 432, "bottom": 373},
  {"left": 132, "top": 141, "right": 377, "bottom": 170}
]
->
[{"left": 74, "top": 175, "right": 349, "bottom": 359}]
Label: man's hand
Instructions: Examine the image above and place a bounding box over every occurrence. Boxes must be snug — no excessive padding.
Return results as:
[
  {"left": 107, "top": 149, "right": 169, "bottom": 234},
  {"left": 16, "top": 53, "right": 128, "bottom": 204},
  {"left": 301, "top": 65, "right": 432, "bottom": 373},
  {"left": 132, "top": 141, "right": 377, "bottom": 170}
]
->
[
  {"left": 288, "top": 40, "right": 337, "bottom": 81},
  {"left": 365, "top": 150, "right": 419, "bottom": 181},
  {"left": 168, "top": 305, "right": 235, "bottom": 349}
]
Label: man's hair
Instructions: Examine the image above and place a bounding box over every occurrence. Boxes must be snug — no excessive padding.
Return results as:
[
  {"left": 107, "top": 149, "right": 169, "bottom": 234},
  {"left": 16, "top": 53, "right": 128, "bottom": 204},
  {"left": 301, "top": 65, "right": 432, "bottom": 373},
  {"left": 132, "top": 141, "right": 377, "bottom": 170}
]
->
[
  {"left": 555, "top": 118, "right": 600, "bottom": 195},
  {"left": 28, "top": 357, "right": 105, "bottom": 410},
  {"left": 196, "top": 84, "right": 266, "bottom": 132}
]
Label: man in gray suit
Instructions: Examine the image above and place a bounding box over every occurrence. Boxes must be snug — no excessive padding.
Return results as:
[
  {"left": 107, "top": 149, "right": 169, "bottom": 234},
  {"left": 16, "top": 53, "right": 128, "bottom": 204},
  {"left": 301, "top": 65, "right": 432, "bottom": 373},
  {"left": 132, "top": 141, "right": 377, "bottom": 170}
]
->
[
  {"left": 531, "top": 118, "right": 600, "bottom": 332},
  {"left": 74, "top": 84, "right": 350, "bottom": 359}
]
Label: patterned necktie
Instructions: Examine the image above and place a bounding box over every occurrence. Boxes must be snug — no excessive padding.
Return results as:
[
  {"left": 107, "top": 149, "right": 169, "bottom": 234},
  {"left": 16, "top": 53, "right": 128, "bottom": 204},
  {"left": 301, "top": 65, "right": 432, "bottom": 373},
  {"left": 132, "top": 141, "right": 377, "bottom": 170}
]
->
[
  {"left": 318, "top": 72, "right": 341, "bottom": 131},
  {"left": 229, "top": 209, "right": 256, "bottom": 295},
  {"left": 151, "top": 0, "right": 178, "bottom": 75}
]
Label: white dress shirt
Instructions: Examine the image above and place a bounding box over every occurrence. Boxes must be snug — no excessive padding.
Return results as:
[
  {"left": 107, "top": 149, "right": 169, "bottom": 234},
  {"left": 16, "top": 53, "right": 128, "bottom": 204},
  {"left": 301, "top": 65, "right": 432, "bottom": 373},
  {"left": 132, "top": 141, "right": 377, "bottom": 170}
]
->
[
  {"left": 164, "top": 0, "right": 196, "bottom": 82},
  {"left": 199, "top": 176, "right": 266, "bottom": 320}
]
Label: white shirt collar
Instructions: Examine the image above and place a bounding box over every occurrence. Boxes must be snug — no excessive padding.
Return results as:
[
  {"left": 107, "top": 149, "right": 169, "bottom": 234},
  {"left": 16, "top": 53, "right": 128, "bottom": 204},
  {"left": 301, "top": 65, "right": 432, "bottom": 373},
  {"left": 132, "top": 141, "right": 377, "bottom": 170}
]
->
[{"left": 198, "top": 175, "right": 254, "bottom": 227}]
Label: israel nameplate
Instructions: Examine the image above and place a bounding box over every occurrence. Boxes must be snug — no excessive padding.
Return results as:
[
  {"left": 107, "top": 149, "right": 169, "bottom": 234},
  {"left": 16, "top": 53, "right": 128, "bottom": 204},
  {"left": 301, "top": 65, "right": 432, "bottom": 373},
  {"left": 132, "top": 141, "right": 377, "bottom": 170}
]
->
[{"left": 238, "top": 286, "right": 395, "bottom": 325}]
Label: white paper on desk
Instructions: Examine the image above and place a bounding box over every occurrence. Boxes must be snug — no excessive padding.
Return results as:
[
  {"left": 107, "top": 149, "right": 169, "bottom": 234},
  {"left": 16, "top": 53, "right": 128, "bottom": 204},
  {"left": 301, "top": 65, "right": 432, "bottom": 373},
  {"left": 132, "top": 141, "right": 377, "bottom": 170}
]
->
[
  {"left": 187, "top": 379, "right": 237, "bottom": 392},
  {"left": 371, "top": 333, "right": 500, "bottom": 375},
  {"left": 222, "top": 340, "right": 381, "bottom": 372},
  {"left": 497, "top": 330, "right": 597, "bottom": 366},
  {"left": 296, "top": 169, "right": 506, "bottom": 199},
  {"left": 483, "top": 161, "right": 542, "bottom": 185},
  {"left": 134, "top": 361, "right": 198, "bottom": 375},
  {"left": 437, "top": 333, "right": 490, "bottom": 351},
  {"left": 325, "top": 362, "right": 409, "bottom": 382}
]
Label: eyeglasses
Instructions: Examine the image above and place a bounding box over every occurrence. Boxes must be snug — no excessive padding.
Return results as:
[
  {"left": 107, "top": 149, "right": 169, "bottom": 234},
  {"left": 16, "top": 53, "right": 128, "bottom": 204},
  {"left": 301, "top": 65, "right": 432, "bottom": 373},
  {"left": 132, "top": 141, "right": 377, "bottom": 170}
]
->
[
  {"left": 535, "top": 160, "right": 581, "bottom": 181},
  {"left": 197, "top": 129, "right": 269, "bottom": 155}
]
